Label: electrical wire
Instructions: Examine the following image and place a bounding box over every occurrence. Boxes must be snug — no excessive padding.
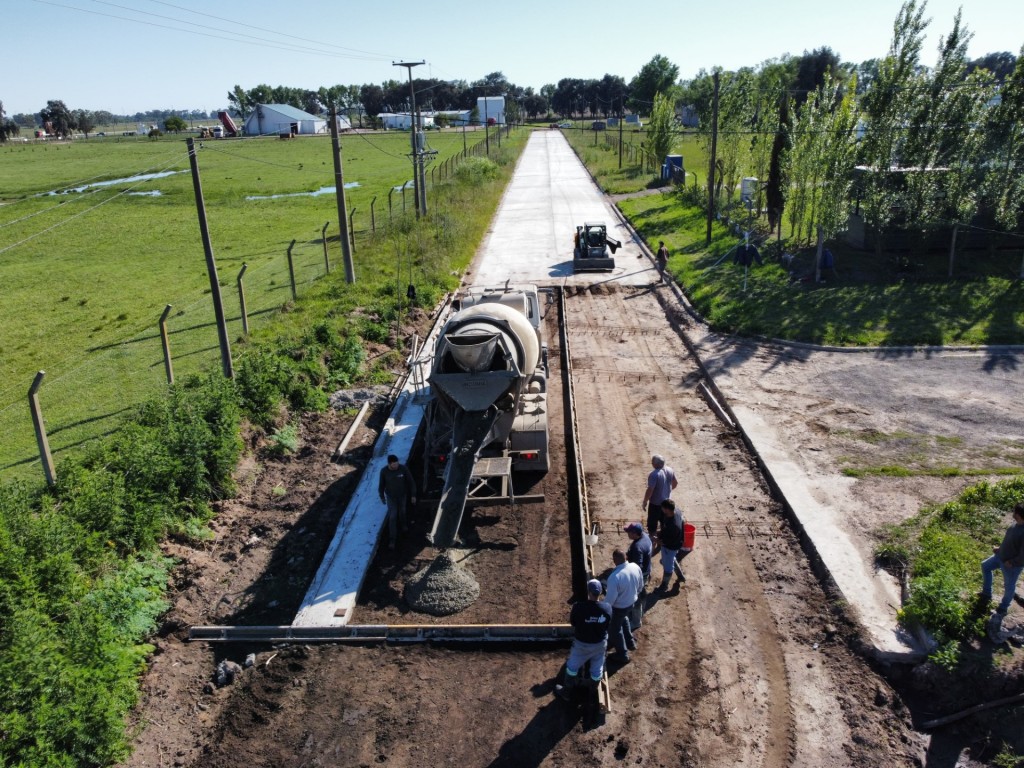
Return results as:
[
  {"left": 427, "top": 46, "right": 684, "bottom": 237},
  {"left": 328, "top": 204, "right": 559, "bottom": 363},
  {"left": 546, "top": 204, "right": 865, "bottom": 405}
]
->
[
  {"left": 34, "top": 0, "right": 393, "bottom": 61},
  {"left": 140, "top": 0, "right": 397, "bottom": 59}
]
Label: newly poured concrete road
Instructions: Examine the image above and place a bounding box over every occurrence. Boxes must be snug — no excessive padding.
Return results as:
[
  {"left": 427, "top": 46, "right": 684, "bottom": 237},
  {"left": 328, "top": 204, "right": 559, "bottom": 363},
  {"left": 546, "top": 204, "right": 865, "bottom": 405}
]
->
[{"left": 472, "top": 130, "right": 656, "bottom": 287}]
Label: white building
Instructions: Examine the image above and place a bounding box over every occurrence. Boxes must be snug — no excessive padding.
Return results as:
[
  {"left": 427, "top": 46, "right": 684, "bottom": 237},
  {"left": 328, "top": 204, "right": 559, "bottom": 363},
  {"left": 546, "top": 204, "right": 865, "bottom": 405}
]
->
[
  {"left": 379, "top": 112, "right": 435, "bottom": 130},
  {"left": 477, "top": 96, "right": 505, "bottom": 125},
  {"left": 243, "top": 104, "right": 325, "bottom": 136}
]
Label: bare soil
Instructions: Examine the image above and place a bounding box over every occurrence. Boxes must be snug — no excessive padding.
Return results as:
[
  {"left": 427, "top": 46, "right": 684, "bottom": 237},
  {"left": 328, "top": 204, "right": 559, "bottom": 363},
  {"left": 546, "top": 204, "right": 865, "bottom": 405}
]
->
[{"left": 119, "top": 282, "right": 1024, "bottom": 768}]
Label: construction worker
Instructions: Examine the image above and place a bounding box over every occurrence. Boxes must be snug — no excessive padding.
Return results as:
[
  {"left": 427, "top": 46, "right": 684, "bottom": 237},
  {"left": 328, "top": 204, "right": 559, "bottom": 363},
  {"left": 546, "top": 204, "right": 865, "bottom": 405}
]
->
[
  {"left": 556, "top": 579, "right": 611, "bottom": 702},
  {"left": 378, "top": 454, "right": 417, "bottom": 550}
]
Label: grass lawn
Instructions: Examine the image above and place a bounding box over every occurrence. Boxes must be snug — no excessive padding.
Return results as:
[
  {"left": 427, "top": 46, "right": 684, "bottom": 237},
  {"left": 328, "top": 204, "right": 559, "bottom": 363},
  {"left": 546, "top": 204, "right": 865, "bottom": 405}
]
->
[
  {"left": 0, "top": 128, "right": 498, "bottom": 478},
  {"left": 617, "top": 190, "right": 1024, "bottom": 346}
]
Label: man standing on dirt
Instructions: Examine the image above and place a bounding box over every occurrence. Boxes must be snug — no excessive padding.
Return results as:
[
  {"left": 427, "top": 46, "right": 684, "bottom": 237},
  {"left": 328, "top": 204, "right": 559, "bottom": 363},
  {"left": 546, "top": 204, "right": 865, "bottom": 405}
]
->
[
  {"left": 642, "top": 454, "right": 678, "bottom": 538},
  {"left": 655, "top": 499, "right": 686, "bottom": 591},
  {"left": 656, "top": 241, "right": 669, "bottom": 282},
  {"left": 556, "top": 578, "right": 612, "bottom": 702},
  {"left": 378, "top": 454, "right": 417, "bottom": 550},
  {"left": 605, "top": 549, "right": 644, "bottom": 664},
  {"left": 982, "top": 503, "right": 1024, "bottom": 621},
  {"left": 624, "top": 522, "right": 653, "bottom": 629}
]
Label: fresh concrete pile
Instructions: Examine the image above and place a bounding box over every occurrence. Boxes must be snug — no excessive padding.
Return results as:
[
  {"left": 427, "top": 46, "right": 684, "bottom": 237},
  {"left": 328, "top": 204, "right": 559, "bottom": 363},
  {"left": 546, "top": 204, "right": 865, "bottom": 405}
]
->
[{"left": 404, "top": 552, "right": 480, "bottom": 616}]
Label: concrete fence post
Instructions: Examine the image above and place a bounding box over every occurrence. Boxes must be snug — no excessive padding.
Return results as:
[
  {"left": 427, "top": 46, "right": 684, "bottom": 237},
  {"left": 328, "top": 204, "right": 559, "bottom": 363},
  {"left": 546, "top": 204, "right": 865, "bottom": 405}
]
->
[
  {"left": 237, "top": 263, "right": 249, "bottom": 335},
  {"left": 28, "top": 371, "right": 55, "bottom": 487},
  {"left": 159, "top": 304, "right": 174, "bottom": 385},
  {"left": 348, "top": 208, "right": 357, "bottom": 254},
  {"left": 321, "top": 221, "right": 331, "bottom": 274},
  {"left": 286, "top": 239, "right": 297, "bottom": 300}
]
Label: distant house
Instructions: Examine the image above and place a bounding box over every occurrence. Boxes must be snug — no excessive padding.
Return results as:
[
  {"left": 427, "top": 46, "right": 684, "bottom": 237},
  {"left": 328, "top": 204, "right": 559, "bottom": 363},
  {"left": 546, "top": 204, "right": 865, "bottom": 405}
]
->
[{"left": 243, "top": 104, "right": 325, "bottom": 136}]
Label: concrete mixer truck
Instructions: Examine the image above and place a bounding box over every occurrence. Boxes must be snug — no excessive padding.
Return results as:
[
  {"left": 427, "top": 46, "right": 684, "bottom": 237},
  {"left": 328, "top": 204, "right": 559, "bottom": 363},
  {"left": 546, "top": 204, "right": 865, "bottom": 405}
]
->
[{"left": 422, "top": 284, "right": 550, "bottom": 548}]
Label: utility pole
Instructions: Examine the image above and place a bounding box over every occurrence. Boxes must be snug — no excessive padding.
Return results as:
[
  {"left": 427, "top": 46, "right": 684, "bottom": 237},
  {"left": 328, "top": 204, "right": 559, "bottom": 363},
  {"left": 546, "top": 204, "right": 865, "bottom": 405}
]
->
[
  {"left": 330, "top": 106, "right": 355, "bottom": 282},
  {"left": 705, "top": 71, "right": 720, "bottom": 247},
  {"left": 186, "top": 137, "right": 233, "bottom": 379},
  {"left": 394, "top": 60, "right": 425, "bottom": 218}
]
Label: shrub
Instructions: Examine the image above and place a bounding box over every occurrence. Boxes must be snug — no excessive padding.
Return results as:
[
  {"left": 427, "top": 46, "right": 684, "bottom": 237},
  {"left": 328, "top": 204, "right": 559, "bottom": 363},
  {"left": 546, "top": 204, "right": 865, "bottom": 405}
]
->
[
  {"left": 454, "top": 156, "right": 499, "bottom": 185},
  {"left": 268, "top": 423, "right": 300, "bottom": 456}
]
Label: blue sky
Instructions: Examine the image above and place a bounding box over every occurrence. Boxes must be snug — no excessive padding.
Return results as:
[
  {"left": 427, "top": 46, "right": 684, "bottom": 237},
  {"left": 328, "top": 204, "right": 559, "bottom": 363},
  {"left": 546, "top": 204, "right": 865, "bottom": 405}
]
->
[{"left": 5, "top": 0, "right": 1023, "bottom": 116}]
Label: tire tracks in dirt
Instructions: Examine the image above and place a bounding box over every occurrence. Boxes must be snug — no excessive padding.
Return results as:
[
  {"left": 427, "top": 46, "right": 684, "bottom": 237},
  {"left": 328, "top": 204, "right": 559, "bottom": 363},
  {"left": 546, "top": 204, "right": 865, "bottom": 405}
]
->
[{"left": 564, "top": 284, "right": 796, "bottom": 767}]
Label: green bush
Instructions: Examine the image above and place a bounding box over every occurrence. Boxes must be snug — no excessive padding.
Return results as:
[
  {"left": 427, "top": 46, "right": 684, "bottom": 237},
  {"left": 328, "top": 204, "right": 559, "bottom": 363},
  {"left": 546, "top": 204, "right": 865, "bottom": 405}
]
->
[{"left": 454, "top": 156, "right": 499, "bottom": 185}]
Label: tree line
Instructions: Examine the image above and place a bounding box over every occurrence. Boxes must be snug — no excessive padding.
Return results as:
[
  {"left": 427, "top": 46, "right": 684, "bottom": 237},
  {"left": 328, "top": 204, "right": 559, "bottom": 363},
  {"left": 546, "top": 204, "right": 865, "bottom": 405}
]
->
[{"left": 674, "top": 0, "right": 1022, "bottom": 267}]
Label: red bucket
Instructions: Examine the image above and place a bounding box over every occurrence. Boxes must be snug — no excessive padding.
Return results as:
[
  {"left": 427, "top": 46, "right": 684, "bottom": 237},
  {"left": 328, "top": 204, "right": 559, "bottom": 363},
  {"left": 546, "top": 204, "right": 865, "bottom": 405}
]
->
[{"left": 682, "top": 523, "right": 696, "bottom": 552}]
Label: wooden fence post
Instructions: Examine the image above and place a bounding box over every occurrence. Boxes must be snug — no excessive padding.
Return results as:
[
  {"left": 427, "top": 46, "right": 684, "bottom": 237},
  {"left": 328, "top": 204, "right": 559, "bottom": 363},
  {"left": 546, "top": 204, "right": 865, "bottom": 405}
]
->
[
  {"left": 321, "top": 221, "right": 331, "bottom": 274},
  {"left": 237, "top": 263, "right": 249, "bottom": 335},
  {"left": 286, "top": 239, "right": 297, "bottom": 300},
  {"left": 28, "top": 371, "right": 55, "bottom": 487},
  {"left": 159, "top": 304, "right": 174, "bottom": 385}
]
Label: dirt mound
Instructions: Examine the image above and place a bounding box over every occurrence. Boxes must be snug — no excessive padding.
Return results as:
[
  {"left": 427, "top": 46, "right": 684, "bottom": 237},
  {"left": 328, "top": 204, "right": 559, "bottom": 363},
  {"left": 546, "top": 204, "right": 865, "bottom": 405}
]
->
[{"left": 403, "top": 552, "right": 480, "bottom": 616}]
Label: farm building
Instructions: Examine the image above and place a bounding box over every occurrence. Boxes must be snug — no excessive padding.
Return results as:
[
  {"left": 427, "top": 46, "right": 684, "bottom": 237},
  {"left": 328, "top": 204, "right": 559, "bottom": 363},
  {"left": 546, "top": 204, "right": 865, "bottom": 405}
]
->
[
  {"left": 243, "top": 104, "right": 326, "bottom": 136},
  {"left": 379, "top": 112, "right": 435, "bottom": 130},
  {"left": 433, "top": 110, "right": 471, "bottom": 127},
  {"left": 477, "top": 96, "right": 505, "bottom": 125}
]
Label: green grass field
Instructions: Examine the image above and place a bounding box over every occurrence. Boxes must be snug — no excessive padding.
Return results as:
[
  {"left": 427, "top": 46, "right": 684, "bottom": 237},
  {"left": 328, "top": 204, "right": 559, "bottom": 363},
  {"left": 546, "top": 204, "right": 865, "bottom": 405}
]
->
[
  {"left": 557, "top": 126, "right": 1024, "bottom": 347},
  {"left": 0, "top": 129, "right": 489, "bottom": 478}
]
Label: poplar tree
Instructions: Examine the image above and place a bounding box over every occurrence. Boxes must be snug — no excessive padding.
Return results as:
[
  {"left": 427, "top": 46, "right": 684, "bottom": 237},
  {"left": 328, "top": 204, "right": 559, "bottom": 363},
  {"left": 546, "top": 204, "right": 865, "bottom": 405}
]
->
[{"left": 858, "top": 0, "right": 928, "bottom": 255}]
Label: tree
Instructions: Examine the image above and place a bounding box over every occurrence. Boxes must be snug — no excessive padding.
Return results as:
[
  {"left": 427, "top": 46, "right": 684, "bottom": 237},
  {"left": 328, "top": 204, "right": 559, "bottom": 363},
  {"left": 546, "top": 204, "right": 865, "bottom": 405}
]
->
[
  {"left": 164, "top": 115, "right": 187, "bottom": 133},
  {"left": 646, "top": 92, "right": 675, "bottom": 173},
  {"left": 983, "top": 45, "right": 1024, "bottom": 276},
  {"left": 227, "top": 85, "right": 251, "bottom": 119},
  {"left": 629, "top": 54, "right": 679, "bottom": 114},
  {"left": 966, "top": 51, "right": 1017, "bottom": 82},
  {"left": 900, "top": 10, "right": 993, "bottom": 270},
  {"left": 793, "top": 47, "right": 842, "bottom": 106},
  {"left": 858, "top": 0, "right": 929, "bottom": 255},
  {"left": 0, "top": 101, "right": 19, "bottom": 142},
  {"left": 39, "top": 99, "right": 73, "bottom": 137},
  {"left": 73, "top": 109, "right": 95, "bottom": 137},
  {"left": 765, "top": 90, "right": 792, "bottom": 235},
  {"left": 359, "top": 84, "right": 384, "bottom": 118}
]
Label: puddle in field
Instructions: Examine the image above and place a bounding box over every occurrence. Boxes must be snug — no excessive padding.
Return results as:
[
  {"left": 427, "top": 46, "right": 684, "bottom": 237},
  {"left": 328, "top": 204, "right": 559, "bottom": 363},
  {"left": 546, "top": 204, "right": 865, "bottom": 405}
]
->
[
  {"left": 246, "top": 183, "right": 360, "bottom": 200},
  {"left": 128, "top": 191, "right": 162, "bottom": 197},
  {"left": 46, "top": 170, "right": 185, "bottom": 194}
]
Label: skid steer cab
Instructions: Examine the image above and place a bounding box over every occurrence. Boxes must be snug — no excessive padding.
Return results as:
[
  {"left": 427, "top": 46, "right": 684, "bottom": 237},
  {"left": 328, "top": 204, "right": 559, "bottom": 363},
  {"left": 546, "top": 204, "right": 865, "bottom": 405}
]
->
[{"left": 573, "top": 222, "right": 620, "bottom": 272}]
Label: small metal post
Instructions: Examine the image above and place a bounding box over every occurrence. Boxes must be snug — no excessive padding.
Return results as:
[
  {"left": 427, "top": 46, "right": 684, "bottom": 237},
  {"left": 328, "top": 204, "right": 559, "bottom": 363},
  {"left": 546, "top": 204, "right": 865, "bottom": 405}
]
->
[
  {"left": 321, "top": 221, "right": 331, "bottom": 274},
  {"left": 370, "top": 197, "right": 377, "bottom": 233},
  {"left": 388, "top": 188, "right": 394, "bottom": 222},
  {"left": 348, "top": 207, "right": 357, "bottom": 254},
  {"left": 237, "top": 263, "right": 249, "bottom": 335},
  {"left": 159, "top": 304, "right": 174, "bottom": 385},
  {"left": 402, "top": 184, "right": 407, "bottom": 213},
  {"left": 286, "top": 239, "right": 297, "bottom": 300},
  {"left": 28, "top": 371, "right": 55, "bottom": 486}
]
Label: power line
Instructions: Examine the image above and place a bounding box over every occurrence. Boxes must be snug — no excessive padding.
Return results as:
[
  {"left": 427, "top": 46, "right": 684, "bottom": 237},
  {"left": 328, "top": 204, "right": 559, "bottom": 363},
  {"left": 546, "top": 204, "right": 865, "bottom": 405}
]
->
[
  {"left": 34, "top": 0, "right": 394, "bottom": 61},
  {"left": 140, "top": 0, "right": 397, "bottom": 60}
]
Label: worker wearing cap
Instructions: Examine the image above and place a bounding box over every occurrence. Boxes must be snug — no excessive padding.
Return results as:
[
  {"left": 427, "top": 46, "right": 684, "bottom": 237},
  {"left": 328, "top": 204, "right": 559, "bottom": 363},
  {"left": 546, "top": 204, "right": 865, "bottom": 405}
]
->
[
  {"left": 557, "top": 578, "right": 612, "bottom": 702},
  {"left": 624, "top": 522, "right": 653, "bottom": 629},
  {"left": 642, "top": 454, "right": 678, "bottom": 538},
  {"left": 605, "top": 549, "right": 644, "bottom": 664}
]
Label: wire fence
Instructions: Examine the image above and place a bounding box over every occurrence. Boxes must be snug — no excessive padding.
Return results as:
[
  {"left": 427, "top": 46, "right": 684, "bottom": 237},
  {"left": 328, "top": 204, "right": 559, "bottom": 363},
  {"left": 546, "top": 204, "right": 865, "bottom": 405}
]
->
[{"left": 1, "top": 127, "right": 513, "bottom": 484}]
